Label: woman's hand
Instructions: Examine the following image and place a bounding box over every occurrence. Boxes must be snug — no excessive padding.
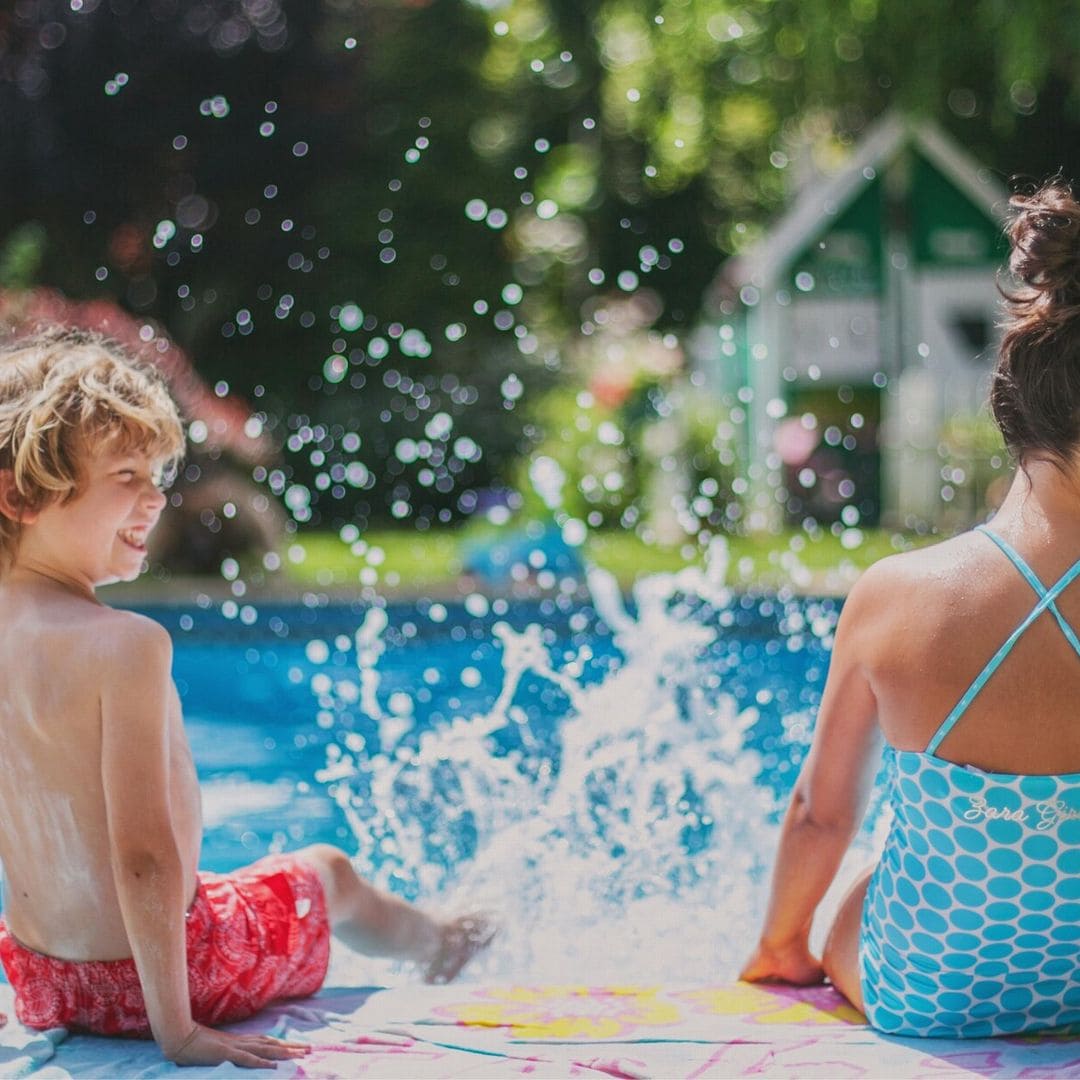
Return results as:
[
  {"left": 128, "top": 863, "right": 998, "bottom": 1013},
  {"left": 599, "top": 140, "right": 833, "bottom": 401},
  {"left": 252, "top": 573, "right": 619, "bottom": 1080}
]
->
[
  {"left": 740, "top": 939, "right": 825, "bottom": 986},
  {"left": 167, "top": 1023, "right": 311, "bottom": 1069}
]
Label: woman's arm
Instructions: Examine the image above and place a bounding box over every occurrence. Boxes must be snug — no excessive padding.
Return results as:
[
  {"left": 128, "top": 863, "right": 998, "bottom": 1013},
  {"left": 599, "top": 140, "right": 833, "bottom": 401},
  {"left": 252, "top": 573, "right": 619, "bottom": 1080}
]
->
[{"left": 740, "top": 569, "right": 884, "bottom": 983}]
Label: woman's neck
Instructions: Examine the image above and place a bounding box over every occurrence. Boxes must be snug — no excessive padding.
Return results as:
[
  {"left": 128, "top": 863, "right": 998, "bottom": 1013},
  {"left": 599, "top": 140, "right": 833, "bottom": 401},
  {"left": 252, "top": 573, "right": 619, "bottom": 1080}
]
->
[{"left": 994, "top": 456, "right": 1080, "bottom": 541}]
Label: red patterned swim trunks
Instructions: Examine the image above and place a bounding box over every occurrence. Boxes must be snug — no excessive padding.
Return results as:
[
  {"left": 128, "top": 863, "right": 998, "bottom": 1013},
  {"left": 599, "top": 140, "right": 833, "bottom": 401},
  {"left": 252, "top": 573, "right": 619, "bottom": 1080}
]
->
[{"left": 0, "top": 853, "right": 330, "bottom": 1036}]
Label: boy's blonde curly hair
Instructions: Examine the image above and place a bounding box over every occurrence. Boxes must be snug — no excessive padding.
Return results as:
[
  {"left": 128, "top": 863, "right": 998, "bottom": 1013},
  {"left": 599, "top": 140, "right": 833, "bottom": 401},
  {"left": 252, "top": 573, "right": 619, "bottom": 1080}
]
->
[{"left": 0, "top": 327, "right": 186, "bottom": 573}]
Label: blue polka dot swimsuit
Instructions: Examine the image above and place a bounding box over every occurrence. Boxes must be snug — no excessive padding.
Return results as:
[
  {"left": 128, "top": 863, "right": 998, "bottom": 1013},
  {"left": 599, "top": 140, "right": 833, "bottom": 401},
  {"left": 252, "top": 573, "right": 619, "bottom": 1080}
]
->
[{"left": 859, "top": 526, "right": 1080, "bottom": 1038}]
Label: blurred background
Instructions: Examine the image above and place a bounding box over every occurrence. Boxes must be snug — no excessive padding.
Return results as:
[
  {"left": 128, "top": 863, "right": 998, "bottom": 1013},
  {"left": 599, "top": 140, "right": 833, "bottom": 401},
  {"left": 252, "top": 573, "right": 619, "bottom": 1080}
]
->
[{"left": 2, "top": 0, "right": 1078, "bottom": 594}]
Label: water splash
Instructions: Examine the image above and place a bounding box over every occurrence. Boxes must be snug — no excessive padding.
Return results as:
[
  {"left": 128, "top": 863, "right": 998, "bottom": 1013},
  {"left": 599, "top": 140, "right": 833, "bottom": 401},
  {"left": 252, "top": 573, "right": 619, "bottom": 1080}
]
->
[{"left": 313, "top": 538, "right": 877, "bottom": 985}]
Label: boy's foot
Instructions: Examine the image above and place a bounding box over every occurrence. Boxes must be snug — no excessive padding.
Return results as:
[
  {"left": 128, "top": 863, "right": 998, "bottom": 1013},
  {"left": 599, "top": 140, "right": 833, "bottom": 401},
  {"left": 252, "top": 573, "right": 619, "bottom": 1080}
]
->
[{"left": 424, "top": 913, "right": 498, "bottom": 984}]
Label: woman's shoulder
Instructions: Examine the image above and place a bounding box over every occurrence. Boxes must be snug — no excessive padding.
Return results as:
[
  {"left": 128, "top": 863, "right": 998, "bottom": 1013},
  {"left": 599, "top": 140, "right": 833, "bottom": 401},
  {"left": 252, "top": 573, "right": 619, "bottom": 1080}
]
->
[
  {"left": 836, "top": 532, "right": 994, "bottom": 670},
  {"left": 847, "top": 531, "right": 986, "bottom": 608}
]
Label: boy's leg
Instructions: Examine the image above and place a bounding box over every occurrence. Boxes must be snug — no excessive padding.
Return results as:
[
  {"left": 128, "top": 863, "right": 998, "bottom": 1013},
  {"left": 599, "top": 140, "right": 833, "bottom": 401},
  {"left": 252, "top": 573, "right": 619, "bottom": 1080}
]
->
[
  {"left": 293, "top": 844, "right": 494, "bottom": 981},
  {"left": 295, "top": 843, "right": 440, "bottom": 960}
]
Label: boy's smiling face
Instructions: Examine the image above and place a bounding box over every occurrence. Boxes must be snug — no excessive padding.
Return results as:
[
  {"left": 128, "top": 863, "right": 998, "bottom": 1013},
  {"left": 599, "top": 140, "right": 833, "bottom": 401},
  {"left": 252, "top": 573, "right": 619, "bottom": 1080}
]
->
[{"left": 21, "top": 442, "right": 169, "bottom": 591}]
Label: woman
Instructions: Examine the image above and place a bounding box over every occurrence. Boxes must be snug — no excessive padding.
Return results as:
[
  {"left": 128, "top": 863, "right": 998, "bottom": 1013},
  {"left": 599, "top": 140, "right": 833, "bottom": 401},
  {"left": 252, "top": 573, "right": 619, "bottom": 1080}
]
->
[{"left": 741, "top": 180, "right": 1080, "bottom": 1038}]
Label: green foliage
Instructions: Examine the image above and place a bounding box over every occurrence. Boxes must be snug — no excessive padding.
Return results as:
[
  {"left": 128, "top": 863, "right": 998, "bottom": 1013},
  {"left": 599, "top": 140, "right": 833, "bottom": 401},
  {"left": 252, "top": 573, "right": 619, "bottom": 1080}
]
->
[
  {"left": 3, "top": 0, "right": 1079, "bottom": 538},
  {"left": 516, "top": 374, "right": 741, "bottom": 536},
  {"left": 938, "top": 411, "right": 1012, "bottom": 523},
  {"left": 470, "top": 0, "right": 1080, "bottom": 273},
  {"left": 0, "top": 224, "right": 46, "bottom": 289},
  {"left": 515, "top": 384, "right": 642, "bottom": 525},
  {"left": 679, "top": 385, "right": 744, "bottom": 531}
]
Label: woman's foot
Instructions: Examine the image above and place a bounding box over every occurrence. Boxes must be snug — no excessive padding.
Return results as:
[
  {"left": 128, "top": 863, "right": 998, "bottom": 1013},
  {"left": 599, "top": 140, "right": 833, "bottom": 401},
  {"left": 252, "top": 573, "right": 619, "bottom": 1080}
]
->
[{"left": 424, "top": 913, "right": 498, "bottom": 984}]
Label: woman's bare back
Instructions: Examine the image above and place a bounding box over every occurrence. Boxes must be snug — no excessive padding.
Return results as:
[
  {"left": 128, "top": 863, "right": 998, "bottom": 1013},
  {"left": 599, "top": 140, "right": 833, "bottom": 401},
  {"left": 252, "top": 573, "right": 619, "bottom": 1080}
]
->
[{"left": 859, "top": 521, "right": 1080, "bottom": 775}]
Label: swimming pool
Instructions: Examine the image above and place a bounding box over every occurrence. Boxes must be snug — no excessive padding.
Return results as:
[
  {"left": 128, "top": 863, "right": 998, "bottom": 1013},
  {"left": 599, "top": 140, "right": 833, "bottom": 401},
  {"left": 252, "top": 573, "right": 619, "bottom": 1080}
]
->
[
  {"left": 171, "top": 593, "right": 827, "bottom": 864},
  {"left": 137, "top": 568, "right": 875, "bottom": 986}
]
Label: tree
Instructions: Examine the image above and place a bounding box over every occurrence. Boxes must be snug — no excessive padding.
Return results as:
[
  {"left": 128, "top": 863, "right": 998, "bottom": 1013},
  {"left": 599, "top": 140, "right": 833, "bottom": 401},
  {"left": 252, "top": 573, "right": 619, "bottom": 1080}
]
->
[{"left": 2, "top": 0, "right": 1078, "bottom": 530}]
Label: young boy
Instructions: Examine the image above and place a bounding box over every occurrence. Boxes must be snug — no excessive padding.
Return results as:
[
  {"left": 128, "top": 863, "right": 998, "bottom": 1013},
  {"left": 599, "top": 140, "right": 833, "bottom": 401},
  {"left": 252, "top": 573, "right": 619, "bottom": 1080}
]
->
[{"left": 0, "top": 329, "right": 493, "bottom": 1068}]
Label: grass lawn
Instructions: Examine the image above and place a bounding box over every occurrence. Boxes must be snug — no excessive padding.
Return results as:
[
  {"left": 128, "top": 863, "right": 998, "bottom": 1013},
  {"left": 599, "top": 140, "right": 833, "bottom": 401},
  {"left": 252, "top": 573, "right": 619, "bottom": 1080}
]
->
[{"left": 282, "top": 524, "right": 939, "bottom": 595}]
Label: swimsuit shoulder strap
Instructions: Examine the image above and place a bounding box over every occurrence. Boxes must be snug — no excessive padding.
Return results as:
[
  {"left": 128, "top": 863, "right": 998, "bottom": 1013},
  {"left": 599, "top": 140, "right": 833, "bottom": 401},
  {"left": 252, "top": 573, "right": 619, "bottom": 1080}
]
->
[
  {"left": 925, "top": 525, "right": 1080, "bottom": 757},
  {"left": 975, "top": 525, "right": 1080, "bottom": 658}
]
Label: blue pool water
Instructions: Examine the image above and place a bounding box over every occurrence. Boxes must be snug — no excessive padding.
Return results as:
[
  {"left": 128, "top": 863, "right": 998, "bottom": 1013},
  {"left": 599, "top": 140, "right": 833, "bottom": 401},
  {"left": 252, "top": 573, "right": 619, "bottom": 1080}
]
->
[
  {"left": 4, "top": 568, "right": 875, "bottom": 985},
  {"left": 161, "top": 593, "right": 834, "bottom": 878}
]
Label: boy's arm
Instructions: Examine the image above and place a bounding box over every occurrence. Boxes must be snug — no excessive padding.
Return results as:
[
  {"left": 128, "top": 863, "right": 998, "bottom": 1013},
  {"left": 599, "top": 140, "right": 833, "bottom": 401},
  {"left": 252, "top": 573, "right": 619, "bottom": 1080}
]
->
[
  {"left": 100, "top": 616, "right": 308, "bottom": 1069},
  {"left": 740, "top": 567, "right": 884, "bottom": 982},
  {"left": 99, "top": 617, "right": 195, "bottom": 1055}
]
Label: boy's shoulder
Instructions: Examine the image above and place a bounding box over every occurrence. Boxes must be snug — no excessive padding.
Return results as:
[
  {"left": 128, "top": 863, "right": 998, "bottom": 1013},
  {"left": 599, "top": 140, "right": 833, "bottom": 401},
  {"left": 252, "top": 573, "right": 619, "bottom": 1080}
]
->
[
  {"left": 84, "top": 610, "right": 175, "bottom": 716},
  {"left": 64, "top": 605, "right": 173, "bottom": 683},
  {"left": 0, "top": 585, "right": 171, "bottom": 660},
  {"left": 91, "top": 606, "right": 173, "bottom": 656}
]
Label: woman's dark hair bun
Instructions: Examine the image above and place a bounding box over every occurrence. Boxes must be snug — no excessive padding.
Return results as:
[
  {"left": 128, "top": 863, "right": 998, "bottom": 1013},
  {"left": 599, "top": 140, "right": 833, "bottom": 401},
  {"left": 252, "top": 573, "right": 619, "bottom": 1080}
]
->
[
  {"left": 992, "top": 178, "right": 1080, "bottom": 464},
  {"left": 1007, "top": 180, "right": 1080, "bottom": 300}
]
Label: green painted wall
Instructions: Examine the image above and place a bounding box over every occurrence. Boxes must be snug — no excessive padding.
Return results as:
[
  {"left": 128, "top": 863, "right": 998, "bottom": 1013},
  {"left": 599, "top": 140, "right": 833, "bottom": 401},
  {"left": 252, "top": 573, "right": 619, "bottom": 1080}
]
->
[
  {"left": 787, "top": 177, "right": 884, "bottom": 297},
  {"left": 909, "top": 151, "right": 1006, "bottom": 268}
]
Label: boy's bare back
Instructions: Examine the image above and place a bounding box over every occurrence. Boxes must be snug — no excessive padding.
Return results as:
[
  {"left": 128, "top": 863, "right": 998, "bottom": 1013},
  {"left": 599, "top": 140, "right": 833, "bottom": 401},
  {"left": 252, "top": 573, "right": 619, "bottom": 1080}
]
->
[{"left": 0, "top": 580, "right": 201, "bottom": 961}]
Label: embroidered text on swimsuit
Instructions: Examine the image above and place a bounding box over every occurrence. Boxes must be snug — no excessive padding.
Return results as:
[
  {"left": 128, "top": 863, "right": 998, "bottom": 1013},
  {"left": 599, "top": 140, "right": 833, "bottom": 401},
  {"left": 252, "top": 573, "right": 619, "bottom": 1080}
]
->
[
  {"left": 1035, "top": 800, "right": 1080, "bottom": 829},
  {"left": 963, "top": 797, "right": 1025, "bottom": 824},
  {"left": 963, "top": 795, "right": 1080, "bottom": 829}
]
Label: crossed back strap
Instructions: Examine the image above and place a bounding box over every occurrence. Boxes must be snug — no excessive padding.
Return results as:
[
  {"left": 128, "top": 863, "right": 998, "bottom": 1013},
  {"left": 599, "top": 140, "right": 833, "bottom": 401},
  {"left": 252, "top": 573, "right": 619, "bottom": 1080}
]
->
[{"left": 924, "top": 525, "right": 1080, "bottom": 756}]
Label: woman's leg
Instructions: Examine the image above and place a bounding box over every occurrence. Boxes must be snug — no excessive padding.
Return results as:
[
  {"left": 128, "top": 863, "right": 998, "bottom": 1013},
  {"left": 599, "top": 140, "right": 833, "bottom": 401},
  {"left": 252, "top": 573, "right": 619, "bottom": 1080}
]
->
[
  {"left": 821, "top": 865, "right": 874, "bottom": 1013},
  {"left": 293, "top": 844, "right": 494, "bottom": 982}
]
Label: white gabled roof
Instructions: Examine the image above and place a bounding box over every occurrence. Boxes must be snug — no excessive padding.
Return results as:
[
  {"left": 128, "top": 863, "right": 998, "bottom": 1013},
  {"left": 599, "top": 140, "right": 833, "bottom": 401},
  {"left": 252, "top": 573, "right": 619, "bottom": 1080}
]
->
[
  {"left": 911, "top": 120, "right": 1007, "bottom": 220},
  {"left": 719, "top": 111, "right": 1008, "bottom": 294}
]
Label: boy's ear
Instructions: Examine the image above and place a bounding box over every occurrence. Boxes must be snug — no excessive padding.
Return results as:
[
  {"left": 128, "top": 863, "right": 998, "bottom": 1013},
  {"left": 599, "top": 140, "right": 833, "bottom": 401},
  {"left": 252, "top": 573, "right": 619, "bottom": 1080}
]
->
[{"left": 0, "top": 470, "right": 38, "bottom": 524}]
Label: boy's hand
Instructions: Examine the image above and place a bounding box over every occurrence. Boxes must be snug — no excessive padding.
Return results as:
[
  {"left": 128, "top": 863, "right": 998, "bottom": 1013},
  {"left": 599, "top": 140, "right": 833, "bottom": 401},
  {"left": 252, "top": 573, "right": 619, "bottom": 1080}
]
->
[
  {"left": 739, "top": 940, "right": 825, "bottom": 986},
  {"left": 168, "top": 1024, "right": 310, "bottom": 1069}
]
